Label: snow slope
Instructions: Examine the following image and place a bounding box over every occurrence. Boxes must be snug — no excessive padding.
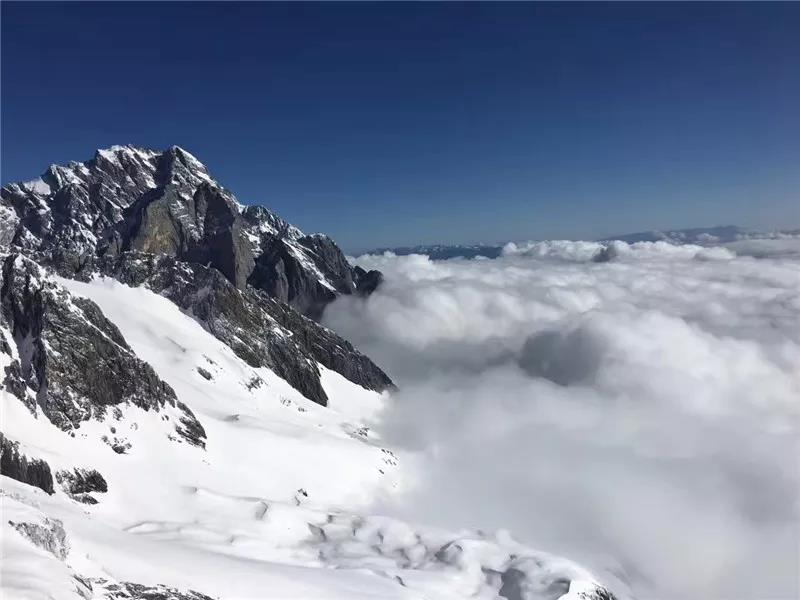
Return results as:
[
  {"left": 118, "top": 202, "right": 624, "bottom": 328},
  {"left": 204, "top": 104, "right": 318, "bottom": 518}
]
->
[{"left": 2, "top": 274, "right": 619, "bottom": 600}]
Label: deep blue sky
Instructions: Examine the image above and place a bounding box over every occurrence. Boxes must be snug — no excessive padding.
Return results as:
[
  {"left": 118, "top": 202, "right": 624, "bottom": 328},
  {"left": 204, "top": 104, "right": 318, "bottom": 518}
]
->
[{"left": 2, "top": 2, "right": 799, "bottom": 252}]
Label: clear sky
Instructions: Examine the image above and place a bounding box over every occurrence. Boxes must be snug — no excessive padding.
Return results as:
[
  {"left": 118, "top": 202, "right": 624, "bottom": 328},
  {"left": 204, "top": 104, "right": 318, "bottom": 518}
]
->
[{"left": 2, "top": 2, "right": 798, "bottom": 252}]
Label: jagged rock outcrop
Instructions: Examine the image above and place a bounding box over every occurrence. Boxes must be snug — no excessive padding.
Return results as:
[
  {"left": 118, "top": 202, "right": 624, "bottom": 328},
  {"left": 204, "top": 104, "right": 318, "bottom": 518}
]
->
[
  {"left": 353, "top": 265, "right": 383, "bottom": 295},
  {"left": 87, "top": 252, "right": 392, "bottom": 406},
  {"left": 0, "top": 433, "right": 54, "bottom": 494},
  {"left": 0, "top": 255, "right": 206, "bottom": 446},
  {"left": 1, "top": 144, "right": 382, "bottom": 317},
  {"left": 93, "top": 581, "right": 215, "bottom": 600},
  {"left": 1, "top": 144, "right": 392, "bottom": 407},
  {"left": 56, "top": 468, "right": 108, "bottom": 504},
  {"left": 9, "top": 516, "right": 69, "bottom": 560}
]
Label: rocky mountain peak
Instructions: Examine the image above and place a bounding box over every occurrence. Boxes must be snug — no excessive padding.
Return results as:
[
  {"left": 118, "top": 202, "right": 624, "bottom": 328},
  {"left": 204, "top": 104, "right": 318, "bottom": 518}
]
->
[
  {"left": 1, "top": 145, "right": 392, "bottom": 409},
  {"left": 0, "top": 147, "right": 621, "bottom": 600},
  {"left": 2, "top": 145, "right": 382, "bottom": 318}
]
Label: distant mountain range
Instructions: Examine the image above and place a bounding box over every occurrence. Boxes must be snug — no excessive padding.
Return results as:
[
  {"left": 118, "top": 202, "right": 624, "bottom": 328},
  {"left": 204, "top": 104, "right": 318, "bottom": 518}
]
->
[
  {"left": 369, "top": 243, "right": 504, "bottom": 260},
  {"left": 369, "top": 225, "right": 800, "bottom": 260},
  {"left": 604, "top": 225, "right": 799, "bottom": 245}
]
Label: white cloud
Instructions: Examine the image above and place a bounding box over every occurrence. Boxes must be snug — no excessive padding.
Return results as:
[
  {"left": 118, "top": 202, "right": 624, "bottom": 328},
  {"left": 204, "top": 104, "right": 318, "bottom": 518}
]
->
[{"left": 326, "top": 240, "right": 800, "bottom": 600}]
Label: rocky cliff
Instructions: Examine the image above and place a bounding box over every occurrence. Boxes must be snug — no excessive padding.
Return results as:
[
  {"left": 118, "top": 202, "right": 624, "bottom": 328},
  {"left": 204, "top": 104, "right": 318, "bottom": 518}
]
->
[
  {"left": 1, "top": 145, "right": 392, "bottom": 408},
  {"left": 1, "top": 254, "right": 206, "bottom": 448},
  {"left": 0, "top": 146, "right": 622, "bottom": 600},
  {"left": 1, "top": 145, "right": 382, "bottom": 318}
]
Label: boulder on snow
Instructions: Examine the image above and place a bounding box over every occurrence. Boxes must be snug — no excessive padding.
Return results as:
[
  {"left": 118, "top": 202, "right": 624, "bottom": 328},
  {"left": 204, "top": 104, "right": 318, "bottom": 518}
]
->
[{"left": 56, "top": 468, "right": 108, "bottom": 503}]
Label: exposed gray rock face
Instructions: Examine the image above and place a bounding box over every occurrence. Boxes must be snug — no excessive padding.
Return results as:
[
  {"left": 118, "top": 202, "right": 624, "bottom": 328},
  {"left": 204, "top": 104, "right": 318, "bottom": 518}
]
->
[
  {"left": 1, "top": 144, "right": 393, "bottom": 407},
  {"left": 248, "top": 234, "right": 338, "bottom": 319},
  {"left": 1, "top": 144, "right": 379, "bottom": 318},
  {"left": 9, "top": 516, "right": 69, "bottom": 560},
  {"left": 105, "top": 179, "right": 255, "bottom": 291},
  {"left": 592, "top": 246, "right": 615, "bottom": 263},
  {"left": 92, "top": 581, "right": 215, "bottom": 600},
  {"left": 0, "top": 255, "right": 206, "bottom": 447},
  {"left": 0, "top": 433, "right": 54, "bottom": 494},
  {"left": 56, "top": 468, "right": 108, "bottom": 504},
  {"left": 86, "top": 252, "right": 392, "bottom": 406},
  {"left": 580, "top": 589, "right": 617, "bottom": 600},
  {"left": 353, "top": 265, "right": 384, "bottom": 295},
  {"left": 0, "top": 204, "right": 20, "bottom": 249}
]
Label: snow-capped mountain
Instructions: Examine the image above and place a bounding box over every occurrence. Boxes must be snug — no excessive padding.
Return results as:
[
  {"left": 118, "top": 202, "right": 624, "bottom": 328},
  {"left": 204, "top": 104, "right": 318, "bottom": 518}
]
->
[
  {"left": 601, "top": 224, "right": 800, "bottom": 245},
  {"left": 368, "top": 244, "right": 505, "bottom": 260},
  {"left": 367, "top": 226, "right": 800, "bottom": 262},
  {"left": 1, "top": 146, "right": 620, "bottom": 600},
  {"left": 2, "top": 144, "right": 381, "bottom": 318},
  {"left": 1, "top": 145, "right": 390, "bottom": 407}
]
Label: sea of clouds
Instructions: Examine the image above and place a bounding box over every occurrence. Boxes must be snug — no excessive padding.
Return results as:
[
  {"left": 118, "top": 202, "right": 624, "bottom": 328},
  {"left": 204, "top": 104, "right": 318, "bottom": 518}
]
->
[{"left": 324, "top": 239, "right": 800, "bottom": 600}]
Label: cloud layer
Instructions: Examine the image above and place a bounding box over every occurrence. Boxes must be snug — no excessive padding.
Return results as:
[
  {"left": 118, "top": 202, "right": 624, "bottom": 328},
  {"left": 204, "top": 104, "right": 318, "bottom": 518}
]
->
[{"left": 324, "top": 240, "right": 800, "bottom": 600}]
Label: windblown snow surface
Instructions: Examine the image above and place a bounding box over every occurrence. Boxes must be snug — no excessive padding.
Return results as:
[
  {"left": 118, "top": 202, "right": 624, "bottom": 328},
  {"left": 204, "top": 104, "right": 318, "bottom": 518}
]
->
[
  {"left": 2, "top": 271, "right": 612, "bottom": 599},
  {"left": 324, "top": 239, "right": 800, "bottom": 600}
]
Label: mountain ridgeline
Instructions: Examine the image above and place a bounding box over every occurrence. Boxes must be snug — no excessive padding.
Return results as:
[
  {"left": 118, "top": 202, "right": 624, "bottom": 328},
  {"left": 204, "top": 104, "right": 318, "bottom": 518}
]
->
[
  {"left": 0, "top": 145, "right": 622, "bottom": 600},
  {"left": 1, "top": 145, "right": 392, "bottom": 408},
  {"left": 1, "top": 145, "right": 380, "bottom": 317}
]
